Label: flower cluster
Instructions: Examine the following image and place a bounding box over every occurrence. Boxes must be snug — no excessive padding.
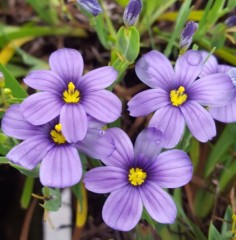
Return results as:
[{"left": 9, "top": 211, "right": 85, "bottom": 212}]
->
[
  {"left": 2, "top": 48, "right": 121, "bottom": 188},
  {"left": 2, "top": 44, "right": 235, "bottom": 232}
]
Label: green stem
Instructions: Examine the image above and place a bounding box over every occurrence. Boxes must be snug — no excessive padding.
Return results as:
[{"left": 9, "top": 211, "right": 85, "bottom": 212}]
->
[
  {"left": 21, "top": 177, "right": 34, "bottom": 209},
  {"left": 100, "top": 1, "right": 117, "bottom": 39}
]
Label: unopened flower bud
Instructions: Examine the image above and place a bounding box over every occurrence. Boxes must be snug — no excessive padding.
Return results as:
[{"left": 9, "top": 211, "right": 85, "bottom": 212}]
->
[
  {"left": 225, "top": 16, "right": 236, "bottom": 28},
  {"left": 77, "top": 0, "right": 102, "bottom": 16},
  {"left": 123, "top": 0, "right": 142, "bottom": 27},
  {"left": 179, "top": 21, "right": 198, "bottom": 52}
]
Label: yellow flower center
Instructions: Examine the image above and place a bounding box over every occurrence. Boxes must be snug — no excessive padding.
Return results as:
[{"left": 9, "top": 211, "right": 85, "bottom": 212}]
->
[
  {"left": 63, "top": 82, "right": 80, "bottom": 103},
  {"left": 50, "top": 123, "right": 66, "bottom": 144},
  {"left": 170, "top": 86, "right": 187, "bottom": 106},
  {"left": 128, "top": 168, "right": 147, "bottom": 186}
]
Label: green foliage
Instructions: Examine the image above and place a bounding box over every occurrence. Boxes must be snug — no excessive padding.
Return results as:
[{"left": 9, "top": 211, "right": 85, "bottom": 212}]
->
[
  {"left": 208, "top": 222, "right": 224, "bottom": 240},
  {"left": 0, "top": 64, "right": 27, "bottom": 98},
  {"left": 116, "top": 26, "right": 140, "bottom": 62},
  {"left": 26, "top": 0, "right": 60, "bottom": 25},
  {"left": 21, "top": 177, "right": 34, "bottom": 209},
  {"left": 204, "top": 124, "right": 236, "bottom": 178},
  {"left": 164, "top": 0, "right": 192, "bottom": 57},
  {"left": 41, "top": 188, "right": 61, "bottom": 212}
]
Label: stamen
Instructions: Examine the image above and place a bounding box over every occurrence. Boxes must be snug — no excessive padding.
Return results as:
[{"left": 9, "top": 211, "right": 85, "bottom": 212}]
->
[
  {"left": 63, "top": 82, "right": 80, "bottom": 103},
  {"left": 128, "top": 168, "right": 147, "bottom": 186},
  {"left": 170, "top": 86, "right": 187, "bottom": 106},
  {"left": 50, "top": 124, "right": 66, "bottom": 144}
]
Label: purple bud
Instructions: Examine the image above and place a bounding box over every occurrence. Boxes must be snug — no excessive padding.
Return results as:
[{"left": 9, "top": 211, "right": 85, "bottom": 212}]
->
[
  {"left": 77, "top": 0, "right": 102, "bottom": 16},
  {"left": 180, "top": 21, "right": 198, "bottom": 50},
  {"left": 225, "top": 16, "right": 236, "bottom": 27},
  {"left": 123, "top": 0, "right": 142, "bottom": 27}
]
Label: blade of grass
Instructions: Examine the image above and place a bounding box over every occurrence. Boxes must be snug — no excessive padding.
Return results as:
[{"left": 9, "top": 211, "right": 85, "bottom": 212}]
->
[{"left": 0, "top": 63, "right": 27, "bottom": 98}]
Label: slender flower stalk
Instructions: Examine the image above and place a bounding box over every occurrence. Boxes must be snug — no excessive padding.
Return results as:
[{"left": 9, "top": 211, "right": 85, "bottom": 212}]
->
[
  {"left": 2, "top": 104, "right": 115, "bottom": 188},
  {"left": 199, "top": 51, "right": 236, "bottom": 123},
  {"left": 123, "top": 0, "right": 142, "bottom": 27},
  {"left": 128, "top": 50, "right": 235, "bottom": 148},
  {"left": 84, "top": 127, "right": 193, "bottom": 231},
  {"left": 21, "top": 48, "right": 121, "bottom": 143}
]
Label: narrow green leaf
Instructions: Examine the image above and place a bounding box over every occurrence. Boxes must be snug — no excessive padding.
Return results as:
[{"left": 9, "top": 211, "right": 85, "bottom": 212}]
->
[
  {"left": 0, "top": 63, "right": 27, "bottom": 98},
  {"left": 219, "top": 156, "right": 236, "bottom": 191},
  {"left": 91, "top": 15, "right": 112, "bottom": 50},
  {"left": 221, "top": 206, "right": 233, "bottom": 235},
  {"left": 208, "top": 222, "right": 224, "bottom": 240},
  {"left": 26, "top": 0, "right": 59, "bottom": 25},
  {"left": 195, "top": 0, "right": 213, "bottom": 37},
  {"left": 194, "top": 189, "right": 215, "bottom": 218},
  {"left": 204, "top": 124, "right": 236, "bottom": 178},
  {"left": 20, "top": 176, "right": 34, "bottom": 209}
]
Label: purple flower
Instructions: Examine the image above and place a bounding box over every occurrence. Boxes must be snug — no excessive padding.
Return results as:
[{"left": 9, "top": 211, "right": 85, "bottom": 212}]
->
[
  {"left": 128, "top": 50, "right": 235, "bottom": 148},
  {"left": 21, "top": 48, "right": 121, "bottom": 143},
  {"left": 179, "top": 21, "right": 198, "bottom": 51},
  {"left": 2, "top": 104, "right": 115, "bottom": 188},
  {"left": 199, "top": 51, "right": 236, "bottom": 123},
  {"left": 77, "top": 0, "right": 102, "bottom": 16},
  {"left": 225, "top": 16, "right": 236, "bottom": 27},
  {"left": 84, "top": 127, "right": 193, "bottom": 231},
  {"left": 123, "top": 0, "right": 142, "bottom": 27}
]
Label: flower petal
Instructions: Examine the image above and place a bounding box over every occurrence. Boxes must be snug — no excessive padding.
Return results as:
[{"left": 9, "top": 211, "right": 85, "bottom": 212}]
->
[
  {"left": 180, "top": 101, "right": 216, "bottom": 142},
  {"left": 218, "top": 64, "right": 232, "bottom": 73},
  {"left": 2, "top": 104, "right": 42, "bottom": 140},
  {"left": 128, "top": 89, "right": 169, "bottom": 117},
  {"left": 209, "top": 100, "right": 236, "bottom": 123},
  {"left": 24, "top": 70, "right": 66, "bottom": 95},
  {"left": 149, "top": 106, "right": 185, "bottom": 148},
  {"left": 21, "top": 92, "right": 63, "bottom": 125},
  {"left": 139, "top": 182, "right": 177, "bottom": 224},
  {"left": 102, "top": 186, "right": 142, "bottom": 231},
  {"left": 84, "top": 166, "right": 128, "bottom": 193},
  {"left": 40, "top": 145, "right": 82, "bottom": 188},
  {"left": 82, "top": 90, "right": 121, "bottom": 123},
  {"left": 102, "top": 128, "right": 134, "bottom": 169},
  {"left": 135, "top": 50, "right": 175, "bottom": 91},
  {"left": 150, "top": 149, "right": 193, "bottom": 188},
  {"left": 49, "top": 48, "right": 84, "bottom": 84},
  {"left": 175, "top": 50, "right": 203, "bottom": 88},
  {"left": 79, "top": 66, "right": 118, "bottom": 92},
  {"left": 7, "top": 136, "right": 53, "bottom": 170},
  {"left": 60, "top": 104, "right": 87, "bottom": 143},
  {"left": 199, "top": 51, "right": 218, "bottom": 77},
  {"left": 190, "top": 73, "right": 235, "bottom": 107},
  {"left": 76, "top": 128, "right": 115, "bottom": 160},
  {"left": 134, "top": 127, "right": 163, "bottom": 162}
]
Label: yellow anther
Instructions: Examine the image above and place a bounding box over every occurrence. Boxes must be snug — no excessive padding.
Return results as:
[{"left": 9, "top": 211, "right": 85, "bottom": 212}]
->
[
  {"left": 55, "top": 123, "right": 62, "bottom": 132},
  {"left": 50, "top": 123, "right": 66, "bottom": 144},
  {"left": 63, "top": 82, "right": 80, "bottom": 103},
  {"left": 170, "top": 86, "right": 187, "bottom": 107},
  {"left": 128, "top": 168, "right": 147, "bottom": 186}
]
